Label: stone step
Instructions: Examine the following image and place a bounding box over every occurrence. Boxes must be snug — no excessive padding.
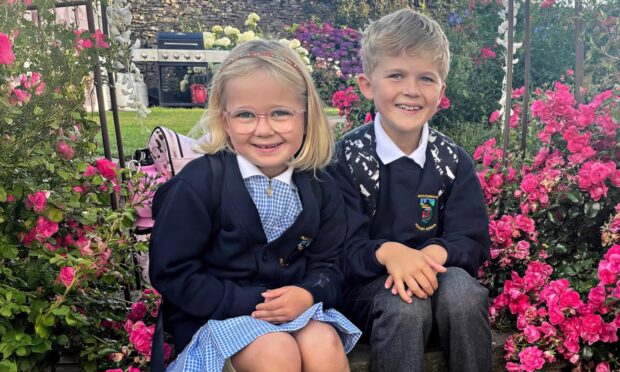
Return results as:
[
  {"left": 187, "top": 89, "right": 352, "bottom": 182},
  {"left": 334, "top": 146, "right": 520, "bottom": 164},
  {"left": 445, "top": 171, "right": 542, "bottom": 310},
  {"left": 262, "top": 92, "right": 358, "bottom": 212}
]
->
[{"left": 348, "top": 330, "right": 566, "bottom": 371}]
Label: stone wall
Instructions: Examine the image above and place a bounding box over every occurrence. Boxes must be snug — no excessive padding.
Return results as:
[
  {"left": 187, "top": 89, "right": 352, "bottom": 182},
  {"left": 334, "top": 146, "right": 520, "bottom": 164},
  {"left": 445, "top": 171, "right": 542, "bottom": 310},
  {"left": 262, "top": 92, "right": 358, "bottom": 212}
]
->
[{"left": 130, "top": 0, "right": 339, "bottom": 47}]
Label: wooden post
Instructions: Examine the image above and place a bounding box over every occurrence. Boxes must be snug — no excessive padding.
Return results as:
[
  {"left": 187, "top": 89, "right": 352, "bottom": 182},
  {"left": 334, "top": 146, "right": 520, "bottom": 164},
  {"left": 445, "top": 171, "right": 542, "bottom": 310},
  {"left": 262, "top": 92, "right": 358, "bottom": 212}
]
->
[
  {"left": 520, "top": 0, "right": 532, "bottom": 158},
  {"left": 502, "top": 0, "right": 515, "bottom": 159},
  {"left": 574, "top": 0, "right": 584, "bottom": 104}
]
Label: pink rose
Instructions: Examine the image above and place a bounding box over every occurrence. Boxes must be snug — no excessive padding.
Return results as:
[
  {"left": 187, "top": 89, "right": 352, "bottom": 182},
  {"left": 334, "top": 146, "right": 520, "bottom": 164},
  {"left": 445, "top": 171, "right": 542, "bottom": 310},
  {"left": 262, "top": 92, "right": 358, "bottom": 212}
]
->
[
  {"left": 128, "top": 367, "right": 141, "bottom": 372},
  {"left": 524, "top": 325, "right": 541, "bottom": 343},
  {"left": 128, "top": 301, "right": 148, "bottom": 321},
  {"left": 580, "top": 313, "right": 603, "bottom": 344},
  {"left": 58, "top": 266, "right": 75, "bottom": 288},
  {"left": 129, "top": 321, "right": 154, "bottom": 359},
  {"left": 518, "top": 346, "right": 545, "bottom": 372},
  {"left": 95, "top": 158, "right": 117, "bottom": 179},
  {"left": 164, "top": 342, "right": 173, "bottom": 362},
  {"left": 56, "top": 141, "right": 75, "bottom": 160},
  {"left": 489, "top": 110, "right": 500, "bottom": 124},
  {"left": 439, "top": 95, "right": 451, "bottom": 110},
  {"left": 105, "top": 369, "right": 123, "bottom": 372},
  {"left": 84, "top": 165, "right": 97, "bottom": 177},
  {"left": 26, "top": 191, "right": 48, "bottom": 212},
  {"left": 35, "top": 216, "right": 58, "bottom": 241},
  {"left": 0, "top": 32, "right": 15, "bottom": 65},
  {"left": 559, "top": 288, "right": 581, "bottom": 309},
  {"left": 596, "top": 362, "right": 610, "bottom": 372}
]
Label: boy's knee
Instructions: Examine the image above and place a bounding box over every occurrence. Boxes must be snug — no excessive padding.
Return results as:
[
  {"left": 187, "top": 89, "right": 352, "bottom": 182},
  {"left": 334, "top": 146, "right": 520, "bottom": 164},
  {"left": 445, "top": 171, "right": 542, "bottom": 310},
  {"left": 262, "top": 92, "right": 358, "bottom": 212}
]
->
[
  {"left": 373, "top": 288, "right": 432, "bottom": 327},
  {"left": 436, "top": 267, "right": 489, "bottom": 317}
]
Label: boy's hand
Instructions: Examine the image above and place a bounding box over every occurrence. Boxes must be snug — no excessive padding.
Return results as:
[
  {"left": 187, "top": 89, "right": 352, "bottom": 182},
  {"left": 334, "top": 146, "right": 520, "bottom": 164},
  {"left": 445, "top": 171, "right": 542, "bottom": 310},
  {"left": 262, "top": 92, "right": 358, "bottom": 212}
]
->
[
  {"left": 251, "top": 286, "right": 313, "bottom": 324},
  {"left": 377, "top": 242, "right": 446, "bottom": 303}
]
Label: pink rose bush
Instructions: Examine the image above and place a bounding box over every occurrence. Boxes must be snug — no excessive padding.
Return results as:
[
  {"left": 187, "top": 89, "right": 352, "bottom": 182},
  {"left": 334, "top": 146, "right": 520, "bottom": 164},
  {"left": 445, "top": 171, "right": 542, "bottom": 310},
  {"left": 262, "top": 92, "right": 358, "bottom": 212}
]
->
[
  {"left": 477, "top": 82, "right": 619, "bottom": 370},
  {"left": 1, "top": 2, "right": 149, "bottom": 370},
  {"left": 102, "top": 289, "right": 174, "bottom": 371},
  {"left": 491, "top": 246, "right": 619, "bottom": 371}
]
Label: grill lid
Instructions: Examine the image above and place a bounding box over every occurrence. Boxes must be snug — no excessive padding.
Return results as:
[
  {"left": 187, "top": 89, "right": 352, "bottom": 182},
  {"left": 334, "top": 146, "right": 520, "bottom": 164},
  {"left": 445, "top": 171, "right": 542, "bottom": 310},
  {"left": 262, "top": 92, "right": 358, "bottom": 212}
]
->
[{"left": 156, "top": 32, "right": 204, "bottom": 50}]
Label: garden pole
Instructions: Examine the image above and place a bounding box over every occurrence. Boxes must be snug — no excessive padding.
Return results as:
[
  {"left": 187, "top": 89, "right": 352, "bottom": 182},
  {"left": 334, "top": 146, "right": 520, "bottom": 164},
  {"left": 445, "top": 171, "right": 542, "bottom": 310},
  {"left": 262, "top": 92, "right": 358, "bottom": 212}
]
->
[
  {"left": 502, "top": 0, "right": 515, "bottom": 160},
  {"left": 83, "top": 0, "right": 119, "bottom": 211},
  {"left": 574, "top": 0, "right": 584, "bottom": 104},
  {"left": 520, "top": 0, "right": 532, "bottom": 159},
  {"left": 100, "top": 3, "right": 126, "bottom": 172}
]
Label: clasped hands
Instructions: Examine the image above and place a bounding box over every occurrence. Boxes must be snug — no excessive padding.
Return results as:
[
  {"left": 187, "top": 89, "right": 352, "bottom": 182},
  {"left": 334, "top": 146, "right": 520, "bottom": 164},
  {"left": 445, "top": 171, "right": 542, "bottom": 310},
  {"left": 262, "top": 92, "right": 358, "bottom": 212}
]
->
[
  {"left": 376, "top": 242, "right": 447, "bottom": 303},
  {"left": 251, "top": 285, "right": 313, "bottom": 324}
]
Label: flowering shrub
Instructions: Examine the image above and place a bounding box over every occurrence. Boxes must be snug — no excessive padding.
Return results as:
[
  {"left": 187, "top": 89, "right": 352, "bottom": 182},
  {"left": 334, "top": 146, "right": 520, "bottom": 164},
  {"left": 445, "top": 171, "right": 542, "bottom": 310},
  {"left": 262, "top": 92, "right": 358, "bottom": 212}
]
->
[
  {"left": 99, "top": 289, "right": 174, "bottom": 371},
  {"left": 476, "top": 82, "right": 619, "bottom": 370},
  {"left": 0, "top": 2, "right": 154, "bottom": 370},
  {"left": 202, "top": 13, "right": 261, "bottom": 50},
  {"left": 285, "top": 20, "right": 361, "bottom": 104}
]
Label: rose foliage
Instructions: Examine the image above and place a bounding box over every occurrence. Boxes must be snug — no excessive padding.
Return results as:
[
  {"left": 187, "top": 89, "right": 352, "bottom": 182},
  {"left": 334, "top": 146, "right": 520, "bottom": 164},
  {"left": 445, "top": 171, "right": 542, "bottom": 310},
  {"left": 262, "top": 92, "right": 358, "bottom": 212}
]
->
[
  {"left": 476, "top": 81, "right": 620, "bottom": 371},
  {"left": 0, "top": 2, "right": 167, "bottom": 371}
]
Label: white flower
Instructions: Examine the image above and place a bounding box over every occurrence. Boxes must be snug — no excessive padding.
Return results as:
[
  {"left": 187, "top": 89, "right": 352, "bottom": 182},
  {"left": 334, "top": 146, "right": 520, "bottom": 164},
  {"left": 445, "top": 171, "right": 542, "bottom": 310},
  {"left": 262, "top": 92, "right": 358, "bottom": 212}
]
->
[
  {"left": 214, "top": 37, "right": 231, "bottom": 47},
  {"left": 289, "top": 39, "right": 301, "bottom": 49},
  {"left": 212, "top": 25, "right": 223, "bottom": 33},
  {"left": 238, "top": 31, "right": 256, "bottom": 43},
  {"left": 296, "top": 47, "right": 308, "bottom": 56},
  {"left": 248, "top": 12, "right": 260, "bottom": 22}
]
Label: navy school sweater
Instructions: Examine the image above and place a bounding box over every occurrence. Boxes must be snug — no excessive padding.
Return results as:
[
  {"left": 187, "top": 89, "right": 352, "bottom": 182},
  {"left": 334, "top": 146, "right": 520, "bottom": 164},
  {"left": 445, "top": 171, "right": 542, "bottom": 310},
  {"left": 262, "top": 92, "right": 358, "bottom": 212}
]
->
[
  {"left": 330, "top": 140, "right": 490, "bottom": 284},
  {"left": 149, "top": 152, "right": 346, "bottom": 351}
]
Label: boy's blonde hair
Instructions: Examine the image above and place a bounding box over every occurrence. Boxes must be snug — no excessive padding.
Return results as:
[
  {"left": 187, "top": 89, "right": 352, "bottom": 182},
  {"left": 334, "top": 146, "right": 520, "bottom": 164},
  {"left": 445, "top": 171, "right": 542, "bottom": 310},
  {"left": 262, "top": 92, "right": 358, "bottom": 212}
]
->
[
  {"left": 360, "top": 8, "right": 450, "bottom": 80},
  {"left": 196, "top": 39, "right": 334, "bottom": 172}
]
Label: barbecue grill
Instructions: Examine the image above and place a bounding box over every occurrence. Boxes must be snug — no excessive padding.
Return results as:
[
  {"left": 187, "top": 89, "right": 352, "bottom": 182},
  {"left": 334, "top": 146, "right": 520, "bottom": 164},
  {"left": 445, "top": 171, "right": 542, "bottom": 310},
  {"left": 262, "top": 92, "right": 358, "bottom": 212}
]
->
[{"left": 131, "top": 32, "right": 230, "bottom": 107}]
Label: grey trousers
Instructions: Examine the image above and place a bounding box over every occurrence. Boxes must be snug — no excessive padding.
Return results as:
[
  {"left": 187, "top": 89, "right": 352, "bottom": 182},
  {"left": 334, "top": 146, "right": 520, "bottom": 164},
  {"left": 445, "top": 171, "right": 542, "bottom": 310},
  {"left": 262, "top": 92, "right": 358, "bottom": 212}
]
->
[{"left": 341, "top": 267, "right": 492, "bottom": 372}]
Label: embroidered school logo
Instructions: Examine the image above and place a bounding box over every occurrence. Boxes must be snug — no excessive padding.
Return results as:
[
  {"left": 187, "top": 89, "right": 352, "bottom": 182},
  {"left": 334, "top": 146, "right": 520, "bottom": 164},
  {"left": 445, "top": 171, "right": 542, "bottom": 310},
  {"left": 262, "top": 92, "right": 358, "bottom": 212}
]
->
[{"left": 415, "top": 194, "right": 438, "bottom": 231}]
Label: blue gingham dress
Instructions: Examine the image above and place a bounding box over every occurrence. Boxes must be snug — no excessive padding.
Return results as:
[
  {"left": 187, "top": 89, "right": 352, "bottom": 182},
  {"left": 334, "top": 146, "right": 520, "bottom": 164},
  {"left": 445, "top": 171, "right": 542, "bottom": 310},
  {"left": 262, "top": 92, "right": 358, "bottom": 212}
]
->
[
  {"left": 167, "top": 303, "right": 361, "bottom": 372},
  {"left": 166, "top": 174, "right": 361, "bottom": 371}
]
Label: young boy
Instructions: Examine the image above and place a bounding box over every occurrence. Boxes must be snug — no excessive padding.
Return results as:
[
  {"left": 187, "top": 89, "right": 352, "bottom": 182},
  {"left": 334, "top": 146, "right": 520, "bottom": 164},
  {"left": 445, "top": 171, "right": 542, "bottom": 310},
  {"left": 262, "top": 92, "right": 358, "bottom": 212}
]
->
[{"left": 330, "top": 8, "right": 492, "bottom": 372}]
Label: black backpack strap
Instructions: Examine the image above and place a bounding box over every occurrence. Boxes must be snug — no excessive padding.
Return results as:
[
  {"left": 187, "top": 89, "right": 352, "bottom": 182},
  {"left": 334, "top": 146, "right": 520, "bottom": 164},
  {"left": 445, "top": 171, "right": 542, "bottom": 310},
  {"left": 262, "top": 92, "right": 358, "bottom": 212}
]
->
[
  {"left": 151, "top": 310, "right": 166, "bottom": 372},
  {"left": 150, "top": 153, "right": 225, "bottom": 371},
  {"left": 427, "top": 128, "right": 459, "bottom": 207},
  {"left": 340, "top": 124, "right": 380, "bottom": 216}
]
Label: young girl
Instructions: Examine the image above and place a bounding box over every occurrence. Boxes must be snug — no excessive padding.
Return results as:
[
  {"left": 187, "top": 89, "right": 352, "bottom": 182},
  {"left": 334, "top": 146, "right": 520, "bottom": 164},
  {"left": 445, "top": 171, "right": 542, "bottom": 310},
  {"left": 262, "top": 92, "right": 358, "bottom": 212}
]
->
[{"left": 149, "top": 39, "right": 360, "bottom": 372}]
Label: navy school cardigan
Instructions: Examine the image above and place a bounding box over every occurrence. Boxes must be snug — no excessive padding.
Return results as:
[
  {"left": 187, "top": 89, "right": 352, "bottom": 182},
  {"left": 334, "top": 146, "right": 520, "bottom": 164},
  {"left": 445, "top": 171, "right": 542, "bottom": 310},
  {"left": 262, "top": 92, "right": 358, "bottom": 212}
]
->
[
  {"left": 149, "top": 152, "right": 347, "bottom": 352},
  {"left": 329, "top": 142, "right": 490, "bottom": 284}
]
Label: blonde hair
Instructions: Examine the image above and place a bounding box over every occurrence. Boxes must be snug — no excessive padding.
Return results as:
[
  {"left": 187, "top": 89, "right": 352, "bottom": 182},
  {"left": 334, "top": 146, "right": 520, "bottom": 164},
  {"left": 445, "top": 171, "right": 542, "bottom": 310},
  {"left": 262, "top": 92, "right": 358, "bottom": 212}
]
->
[
  {"left": 195, "top": 39, "right": 334, "bottom": 172},
  {"left": 360, "top": 8, "right": 450, "bottom": 80}
]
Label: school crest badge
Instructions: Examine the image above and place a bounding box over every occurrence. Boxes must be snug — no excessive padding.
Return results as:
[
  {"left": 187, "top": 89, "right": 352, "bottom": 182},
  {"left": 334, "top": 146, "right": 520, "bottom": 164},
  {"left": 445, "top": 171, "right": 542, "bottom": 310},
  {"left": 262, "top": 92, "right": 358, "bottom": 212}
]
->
[{"left": 415, "top": 194, "right": 438, "bottom": 231}]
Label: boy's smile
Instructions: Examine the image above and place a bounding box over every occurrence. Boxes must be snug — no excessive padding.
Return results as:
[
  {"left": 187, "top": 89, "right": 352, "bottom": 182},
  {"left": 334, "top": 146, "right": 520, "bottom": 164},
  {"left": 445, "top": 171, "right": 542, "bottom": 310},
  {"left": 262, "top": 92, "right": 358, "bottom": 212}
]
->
[{"left": 358, "top": 53, "right": 445, "bottom": 154}]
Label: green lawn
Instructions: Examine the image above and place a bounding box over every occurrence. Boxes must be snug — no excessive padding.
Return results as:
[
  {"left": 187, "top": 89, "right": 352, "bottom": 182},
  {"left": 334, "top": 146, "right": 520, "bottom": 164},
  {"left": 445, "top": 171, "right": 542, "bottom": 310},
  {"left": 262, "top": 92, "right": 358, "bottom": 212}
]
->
[{"left": 94, "top": 106, "right": 340, "bottom": 159}]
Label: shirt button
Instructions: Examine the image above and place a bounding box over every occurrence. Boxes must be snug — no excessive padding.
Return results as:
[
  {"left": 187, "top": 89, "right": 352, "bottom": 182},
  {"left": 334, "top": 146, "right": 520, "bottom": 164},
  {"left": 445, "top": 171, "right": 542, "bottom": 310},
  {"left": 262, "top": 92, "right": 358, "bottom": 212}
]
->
[{"left": 262, "top": 254, "right": 268, "bottom": 262}]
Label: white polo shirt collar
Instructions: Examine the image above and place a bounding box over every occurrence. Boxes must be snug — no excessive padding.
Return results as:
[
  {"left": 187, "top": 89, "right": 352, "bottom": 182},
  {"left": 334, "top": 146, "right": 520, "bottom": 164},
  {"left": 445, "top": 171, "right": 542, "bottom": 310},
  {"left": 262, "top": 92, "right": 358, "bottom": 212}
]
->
[
  {"left": 374, "top": 112, "right": 429, "bottom": 167},
  {"left": 236, "top": 154, "right": 296, "bottom": 190}
]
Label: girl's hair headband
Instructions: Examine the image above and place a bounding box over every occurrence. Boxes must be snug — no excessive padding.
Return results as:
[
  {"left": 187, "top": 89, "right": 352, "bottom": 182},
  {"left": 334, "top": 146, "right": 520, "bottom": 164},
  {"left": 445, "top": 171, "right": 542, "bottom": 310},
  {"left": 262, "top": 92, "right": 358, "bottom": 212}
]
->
[{"left": 220, "top": 51, "right": 303, "bottom": 74}]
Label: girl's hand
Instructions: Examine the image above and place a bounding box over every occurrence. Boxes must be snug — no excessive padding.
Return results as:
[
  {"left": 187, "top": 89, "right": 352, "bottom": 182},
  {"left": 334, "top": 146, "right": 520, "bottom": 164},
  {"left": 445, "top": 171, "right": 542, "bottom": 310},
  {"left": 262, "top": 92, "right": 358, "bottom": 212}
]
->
[{"left": 251, "top": 286, "right": 313, "bottom": 324}]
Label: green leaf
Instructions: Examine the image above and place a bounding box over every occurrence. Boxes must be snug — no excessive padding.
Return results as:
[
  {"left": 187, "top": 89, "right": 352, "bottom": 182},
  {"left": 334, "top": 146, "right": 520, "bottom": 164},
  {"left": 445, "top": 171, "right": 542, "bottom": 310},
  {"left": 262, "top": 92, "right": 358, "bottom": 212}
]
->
[
  {"left": 566, "top": 190, "right": 582, "bottom": 203},
  {"left": 46, "top": 208, "right": 64, "bottom": 223},
  {"left": 15, "top": 347, "right": 28, "bottom": 357},
  {"left": 0, "top": 242, "right": 18, "bottom": 260},
  {"left": 56, "top": 334, "right": 69, "bottom": 346},
  {"left": 33, "top": 106, "right": 43, "bottom": 116},
  {"left": 0, "top": 186, "right": 6, "bottom": 203},
  {"left": 584, "top": 201, "right": 602, "bottom": 218},
  {"left": 30, "top": 339, "right": 51, "bottom": 353},
  {"left": 56, "top": 169, "right": 72, "bottom": 180},
  {"left": 0, "top": 360, "right": 17, "bottom": 372}
]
